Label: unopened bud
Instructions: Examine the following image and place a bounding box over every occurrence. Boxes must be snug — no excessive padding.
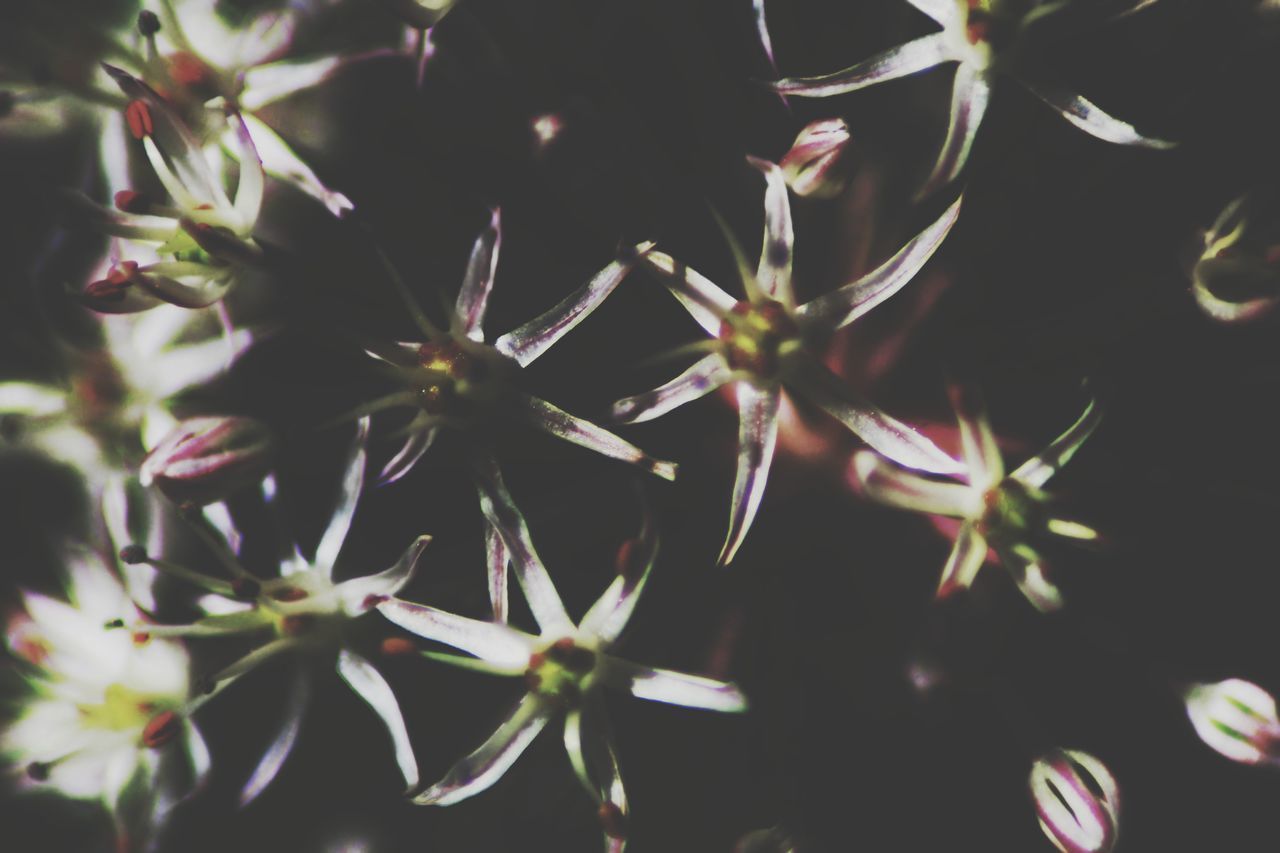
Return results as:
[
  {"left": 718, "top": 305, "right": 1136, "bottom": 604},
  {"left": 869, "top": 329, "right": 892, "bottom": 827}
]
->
[
  {"left": 137, "top": 10, "right": 161, "bottom": 37},
  {"left": 114, "top": 190, "right": 152, "bottom": 214},
  {"left": 1184, "top": 678, "right": 1280, "bottom": 766},
  {"left": 1029, "top": 749, "right": 1120, "bottom": 853},
  {"left": 780, "top": 118, "right": 853, "bottom": 199},
  {"left": 140, "top": 416, "right": 273, "bottom": 506}
]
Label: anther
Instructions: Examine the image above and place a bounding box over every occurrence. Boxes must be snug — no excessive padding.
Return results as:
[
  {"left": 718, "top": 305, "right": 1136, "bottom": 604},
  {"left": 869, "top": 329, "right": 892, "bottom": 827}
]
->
[
  {"left": 599, "top": 801, "right": 628, "bottom": 840},
  {"left": 269, "top": 586, "right": 308, "bottom": 603},
  {"left": 142, "top": 710, "right": 181, "bottom": 748},
  {"left": 119, "top": 544, "right": 148, "bottom": 565},
  {"left": 137, "top": 10, "right": 161, "bottom": 37},
  {"left": 104, "top": 619, "right": 126, "bottom": 630},
  {"left": 114, "top": 190, "right": 152, "bottom": 214},
  {"left": 614, "top": 538, "right": 645, "bottom": 583},
  {"left": 26, "top": 762, "right": 50, "bottom": 781},
  {"left": 381, "top": 637, "right": 416, "bottom": 656},
  {"left": 124, "top": 99, "right": 153, "bottom": 140}
]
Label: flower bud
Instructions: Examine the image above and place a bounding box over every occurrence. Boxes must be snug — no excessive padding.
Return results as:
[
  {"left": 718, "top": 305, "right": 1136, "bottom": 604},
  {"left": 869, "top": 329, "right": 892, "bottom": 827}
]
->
[
  {"left": 1184, "top": 679, "right": 1280, "bottom": 766},
  {"left": 140, "top": 416, "right": 273, "bottom": 506},
  {"left": 1029, "top": 749, "right": 1120, "bottom": 853},
  {"left": 779, "top": 118, "right": 853, "bottom": 199}
]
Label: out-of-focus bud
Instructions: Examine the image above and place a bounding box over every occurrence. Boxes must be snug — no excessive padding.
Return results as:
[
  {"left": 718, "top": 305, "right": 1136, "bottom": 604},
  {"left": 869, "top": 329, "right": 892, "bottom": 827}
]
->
[
  {"left": 734, "top": 826, "right": 795, "bottom": 853},
  {"left": 779, "top": 118, "right": 853, "bottom": 199},
  {"left": 1191, "top": 193, "right": 1280, "bottom": 323},
  {"left": 1029, "top": 749, "right": 1120, "bottom": 853},
  {"left": 1184, "top": 678, "right": 1280, "bottom": 766},
  {"left": 140, "top": 416, "right": 273, "bottom": 505}
]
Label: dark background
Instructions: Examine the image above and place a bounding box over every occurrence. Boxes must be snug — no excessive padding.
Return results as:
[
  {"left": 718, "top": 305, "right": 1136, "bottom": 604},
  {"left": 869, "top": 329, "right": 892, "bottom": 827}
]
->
[{"left": 4, "top": 0, "right": 1280, "bottom": 850}]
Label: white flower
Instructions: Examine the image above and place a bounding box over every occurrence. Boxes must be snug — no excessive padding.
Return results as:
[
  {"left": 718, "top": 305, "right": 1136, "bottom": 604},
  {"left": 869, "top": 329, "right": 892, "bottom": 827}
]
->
[
  {"left": 378, "top": 503, "right": 746, "bottom": 852},
  {"left": 1029, "top": 748, "right": 1120, "bottom": 853},
  {"left": 1184, "top": 679, "right": 1280, "bottom": 766},
  {"left": 853, "top": 388, "right": 1102, "bottom": 611},
  {"left": 3, "top": 552, "right": 206, "bottom": 846}
]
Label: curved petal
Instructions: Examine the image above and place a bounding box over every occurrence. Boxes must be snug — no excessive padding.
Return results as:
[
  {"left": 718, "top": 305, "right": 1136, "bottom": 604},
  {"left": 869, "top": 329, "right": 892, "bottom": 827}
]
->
[
  {"left": 772, "top": 33, "right": 955, "bottom": 98},
  {"left": 602, "top": 658, "right": 748, "bottom": 713},
  {"left": 935, "top": 521, "right": 989, "bottom": 598},
  {"left": 0, "top": 382, "right": 67, "bottom": 416},
  {"left": 336, "top": 649, "right": 419, "bottom": 790},
  {"left": 579, "top": 512, "right": 658, "bottom": 646},
  {"left": 376, "top": 598, "right": 534, "bottom": 671},
  {"left": 797, "top": 196, "right": 961, "bottom": 330},
  {"left": 641, "top": 251, "right": 736, "bottom": 336},
  {"left": 1011, "top": 399, "right": 1102, "bottom": 489},
  {"left": 918, "top": 64, "right": 992, "bottom": 198},
  {"left": 455, "top": 209, "right": 502, "bottom": 341},
  {"left": 377, "top": 426, "right": 438, "bottom": 486},
  {"left": 237, "top": 113, "right": 354, "bottom": 217},
  {"left": 611, "top": 354, "right": 732, "bottom": 424},
  {"left": 314, "top": 418, "right": 370, "bottom": 576},
  {"left": 851, "top": 451, "right": 977, "bottom": 517},
  {"left": 564, "top": 698, "right": 629, "bottom": 849},
  {"left": 753, "top": 0, "right": 777, "bottom": 69},
  {"left": 238, "top": 670, "right": 310, "bottom": 806},
  {"left": 226, "top": 113, "right": 265, "bottom": 229},
  {"left": 240, "top": 55, "right": 344, "bottom": 112},
  {"left": 948, "top": 383, "right": 1003, "bottom": 486},
  {"left": 485, "top": 519, "right": 510, "bottom": 623},
  {"left": 1021, "top": 80, "right": 1175, "bottom": 148},
  {"left": 719, "top": 384, "right": 781, "bottom": 566},
  {"left": 413, "top": 694, "right": 553, "bottom": 805},
  {"left": 994, "top": 541, "right": 1064, "bottom": 613},
  {"left": 338, "top": 535, "right": 431, "bottom": 614},
  {"left": 746, "top": 156, "right": 795, "bottom": 305},
  {"left": 509, "top": 393, "right": 677, "bottom": 481}
]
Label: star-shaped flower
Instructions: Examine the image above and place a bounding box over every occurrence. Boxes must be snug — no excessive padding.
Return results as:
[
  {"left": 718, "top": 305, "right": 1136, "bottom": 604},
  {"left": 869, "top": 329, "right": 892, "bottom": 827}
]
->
[
  {"left": 112, "top": 418, "right": 427, "bottom": 802},
  {"left": 360, "top": 208, "right": 674, "bottom": 619},
  {"left": 852, "top": 387, "right": 1102, "bottom": 611},
  {"left": 377, "top": 504, "right": 747, "bottom": 852},
  {"left": 765, "top": 0, "right": 1173, "bottom": 195},
  {"left": 612, "top": 157, "right": 963, "bottom": 563},
  {"left": 3, "top": 551, "right": 206, "bottom": 849}
]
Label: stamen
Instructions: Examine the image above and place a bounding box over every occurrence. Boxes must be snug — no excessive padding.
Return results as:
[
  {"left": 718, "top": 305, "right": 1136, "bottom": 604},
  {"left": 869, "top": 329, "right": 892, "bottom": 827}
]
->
[
  {"left": 599, "top": 802, "right": 627, "bottom": 840},
  {"left": 125, "top": 99, "right": 154, "bottom": 140},
  {"left": 141, "top": 710, "right": 181, "bottom": 748},
  {"left": 381, "top": 637, "right": 416, "bottom": 656},
  {"left": 26, "top": 762, "right": 50, "bottom": 781},
  {"left": 114, "top": 190, "right": 153, "bottom": 215},
  {"left": 137, "top": 10, "right": 161, "bottom": 37}
]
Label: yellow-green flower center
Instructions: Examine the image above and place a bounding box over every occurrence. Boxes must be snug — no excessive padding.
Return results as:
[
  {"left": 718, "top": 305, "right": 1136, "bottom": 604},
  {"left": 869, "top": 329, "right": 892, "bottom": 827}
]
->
[
  {"left": 717, "top": 299, "right": 802, "bottom": 379},
  {"left": 524, "top": 638, "right": 598, "bottom": 707},
  {"left": 78, "top": 683, "right": 172, "bottom": 733}
]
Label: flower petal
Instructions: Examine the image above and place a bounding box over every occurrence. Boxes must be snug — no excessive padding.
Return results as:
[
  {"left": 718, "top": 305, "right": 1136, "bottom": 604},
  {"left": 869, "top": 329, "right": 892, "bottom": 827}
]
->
[
  {"left": 509, "top": 393, "right": 677, "bottom": 481},
  {"left": 772, "top": 33, "right": 955, "bottom": 98},
  {"left": 237, "top": 113, "right": 354, "bottom": 217},
  {"left": 314, "top": 418, "right": 370, "bottom": 576},
  {"left": 719, "top": 384, "right": 781, "bottom": 566},
  {"left": 338, "top": 535, "right": 431, "bottom": 614},
  {"left": 935, "top": 521, "right": 989, "bottom": 598},
  {"left": 227, "top": 113, "right": 265, "bottom": 229},
  {"left": 454, "top": 208, "right": 502, "bottom": 342},
  {"left": 485, "top": 519, "right": 510, "bottom": 623},
  {"left": 239, "top": 55, "right": 344, "bottom": 112},
  {"left": 602, "top": 658, "right": 749, "bottom": 713},
  {"left": 753, "top": 0, "right": 777, "bottom": 69},
  {"left": 336, "top": 649, "right": 419, "bottom": 790},
  {"left": 413, "top": 693, "right": 553, "bottom": 805},
  {"left": 377, "top": 426, "right": 437, "bottom": 486},
  {"left": 851, "top": 450, "right": 977, "bottom": 517},
  {"left": 611, "top": 353, "right": 732, "bottom": 424},
  {"left": 746, "top": 156, "right": 795, "bottom": 305},
  {"left": 472, "top": 455, "right": 574, "bottom": 633},
  {"left": 797, "top": 196, "right": 961, "bottom": 330},
  {"left": 994, "top": 541, "right": 1064, "bottom": 613},
  {"left": 641, "top": 251, "right": 736, "bottom": 336},
  {"left": 238, "top": 670, "right": 309, "bottom": 806},
  {"left": 948, "top": 383, "right": 1004, "bottom": 486},
  {"left": 494, "top": 244, "right": 654, "bottom": 367},
  {"left": 564, "top": 698, "right": 629, "bottom": 848},
  {"left": 376, "top": 598, "right": 534, "bottom": 671},
  {"left": 1021, "top": 80, "right": 1175, "bottom": 149},
  {"left": 918, "top": 63, "right": 993, "bottom": 198},
  {"left": 1010, "top": 399, "right": 1102, "bottom": 489},
  {"left": 0, "top": 382, "right": 67, "bottom": 417},
  {"left": 579, "top": 513, "right": 657, "bottom": 645}
]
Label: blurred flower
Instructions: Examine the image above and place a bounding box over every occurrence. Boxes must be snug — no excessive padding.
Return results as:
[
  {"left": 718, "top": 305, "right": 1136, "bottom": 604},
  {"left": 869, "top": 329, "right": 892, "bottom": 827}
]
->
[
  {"left": 735, "top": 826, "right": 797, "bottom": 853},
  {"left": 359, "top": 209, "right": 673, "bottom": 618},
  {"left": 613, "top": 157, "right": 961, "bottom": 563},
  {"left": 3, "top": 552, "right": 206, "bottom": 849},
  {"left": 379, "top": 0, "right": 462, "bottom": 30},
  {"left": 1190, "top": 193, "right": 1280, "bottom": 322},
  {"left": 853, "top": 388, "right": 1101, "bottom": 610},
  {"left": 780, "top": 118, "right": 854, "bottom": 199},
  {"left": 140, "top": 415, "right": 274, "bottom": 506},
  {"left": 764, "top": 0, "right": 1173, "bottom": 195},
  {"left": 378, "top": 507, "right": 746, "bottom": 851},
  {"left": 1183, "top": 679, "right": 1280, "bottom": 766},
  {"left": 1029, "top": 748, "right": 1120, "bottom": 853},
  {"left": 114, "top": 419, "right": 427, "bottom": 802}
]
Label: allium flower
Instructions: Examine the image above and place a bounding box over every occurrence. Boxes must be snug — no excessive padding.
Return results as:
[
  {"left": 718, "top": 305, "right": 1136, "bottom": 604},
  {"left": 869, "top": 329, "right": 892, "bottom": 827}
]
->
[
  {"left": 140, "top": 415, "right": 274, "bottom": 507},
  {"left": 1183, "top": 679, "right": 1280, "bottom": 766},
  {"left": 853, "top": 388, "right": 1101, "bottom": 611},
  {"left": 360, "top": 209, "right": 673, "bottom": 618},
  {"left": 3, "top": 552, "right": 206, "bottom": 847},
  {"left": 612, "top": 158, "right": 962, "bottom": 563},
  {"left": 377, "top": 506, "right": 747, "bottom": 851},
  {"left": 1190, "top": 193, "right": 1280, "bottom": 323},
  {"left": 1028, "top": 748, "right": 1120, "bottom": 853},
  {"left": 764, "top": 0, "right": 1173, "bottom": 194},
  {"left": 113, "top": 419, "right": 426, "bottom": 802}
]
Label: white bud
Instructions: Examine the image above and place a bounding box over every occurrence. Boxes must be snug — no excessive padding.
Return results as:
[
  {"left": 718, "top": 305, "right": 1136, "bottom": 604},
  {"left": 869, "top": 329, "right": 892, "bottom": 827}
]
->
[
  {"left": 1184, "top": 679, "right": 1280, "bottom": 766},
  {"left": 1029, "top": 749, "right": 1120, "bottom": 853}
]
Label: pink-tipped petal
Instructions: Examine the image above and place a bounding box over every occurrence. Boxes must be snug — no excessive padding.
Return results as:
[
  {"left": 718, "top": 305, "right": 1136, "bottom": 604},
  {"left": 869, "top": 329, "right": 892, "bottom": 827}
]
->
[
  {"left": 602, "top": 659, "right": 749, "bottom": 713},
  {"left": 851, "top": 451, "right": 977, "bottom": 517},
  {"left": 642, "top": 251, "right": 737, "bottom": 336},
  {"left": 314, "top": 418, "right": 370, "bottom": 575},
  {"left": 239, "top": 670, "right": 309, "bottom": 806},
  {"left": 918, "top": 64, "right": 992, "bottom": 198},
  {"left": 1021, "top": 81, "right": 1175, "bottom": 149}
]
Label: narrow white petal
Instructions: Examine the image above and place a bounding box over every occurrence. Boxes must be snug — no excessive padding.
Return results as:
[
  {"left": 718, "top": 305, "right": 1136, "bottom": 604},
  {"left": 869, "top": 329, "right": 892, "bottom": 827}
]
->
[
  {"left": 719, "top": 384, "right": 781, "bottom": 565},
  {"left": 237, "top": 113, "right": 354, "bottom": 216},
  {"left": 240, "top": 56, "right": 344, "bottom": 112},
  {"left": 949, "top": 384, "right": 1004, "bottom": 486},
  {"left": 746, "top": 156, "right": 795, "bottom": 305},
  {"left": 611, "top": 354, "right": 732, "bottom": 424},
  {"left": 919, "top": 64, "right": 992, "bottom": 197},
  {"left": 377, "top": 426, "right": 437, "bottom": 486},
  {"left": 314, "top": 418, "right": 370, "bottom": 576},
  {"left": 336, "top": 649, "right": 419, "bottom": 790},
  {"left": 641, "top": 251, "right": 736, "bottom": 336},
  {"left": 455, "top": 208, "right": 502, "bottom": 341},
  {"left": 239, "top": 671, "right": 310, "bottom": 806},
  {"left": 580, "top": 517, "right": 657, "bottom": 645},
  {"left": 485, "top": 519, "right": 510, "bottom": 623},
  {"left": 511, "top": 393, "right": 677, "bottom": 481},
  {"left": 603, "top": 659, "right": 748, "bottom": 712},
  {"left": 228, "top": 113, "right": 265, "bottom": 229},
  {"left": 376, "top": 599, "right": 534, "bottom": 671},
  {"left": 772, "top": 33, "right": 955, "bottom": 98},
  {"left": 1011, "top": 399, "right": 1102, "bottom": 489},
  {"left": 0, "top": 382, "right": 67, "bottom": 416},
  {"left": 338, "top": 535, "right": 431, "bottom": 614},
  {"left": 1021, "top": 80, "right": 1175, "bottom": 148},
  {"left": 852, "top": 451, "right": 977, "bottom": 517},
  {"left": 936, "top": 521, "right": 989, "bottom": 598},
  {"left": 995, "top": 542, "right": 1063, "bottom": 612}
]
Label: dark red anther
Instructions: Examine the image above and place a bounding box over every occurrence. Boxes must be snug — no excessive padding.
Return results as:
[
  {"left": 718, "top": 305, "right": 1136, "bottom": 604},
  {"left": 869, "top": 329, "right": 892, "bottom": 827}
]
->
[
  {"left": 281, "top": 614, "right": 314, "bottom": 636},
  {"left": 966, "top": 19, "right": 991, "bottom": 44},
  {"left": 104, "top": 619, "right": 126, "bottom": 629},
  {"left": 118, "top": 544, "right": 148, "bottom": 565},
  {"left": 106, "top": 261, "right": 139, "bottom": 286},
  {"left": 547, "top": 638, "right": 596, "bottom": 673},
  {"left": 381, "top": 637, "right": 416, "bottom": 656},
  {"left": 137, "top": 10, "right": 161, "bottom": 37},
  {"left": 85, "top": 279, "right": 130, "bottom": 303},
  {"left": 362, "top": 594, "right": 389, "bottom": 611},
  {"left": 114, "top": 190, "right": 151, "bottom": 214},
  {"left": 165, "top": 52, "right": 218, "bottom": 98},
  {"left": 131, "top": 632, "right": 151, "bottom": 645},
  {"left": 141, "top": 710, "right": 180, "bottom": 748},
  {"left": 27, "top": 762, "right": 50, "bottom": 781},
  {"left": 231, "top": 577, "right": 261, "bottom": 600},
  {"left": 269, "top": 586, "right": 308, "bottom": 602},
  {"left": 125, "top": 99, "right": 153, "bottom": 140},
  {"left": 598, "top": 801, "right": 628, "bottom": 839}
]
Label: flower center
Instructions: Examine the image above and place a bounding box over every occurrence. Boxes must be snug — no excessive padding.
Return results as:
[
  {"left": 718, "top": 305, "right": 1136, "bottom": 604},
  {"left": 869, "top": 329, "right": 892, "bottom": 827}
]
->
[
  {"left": 257, "top": 574, "right": 348, "bottom": 641},
  {"left": 525, "top": 638, "right": 598, "bottom": 707},
  {"left": 717, "top": 299, "right": 801, "bottom": 378},
  {"left": 977, "top": 479, "right": 1040, "bottom": 540},
  {"left": 412, "top": 339, "right": 509, "bottom": 417},
  {"left": 77, "top": 683, "right": 171, "bottom": 733}
]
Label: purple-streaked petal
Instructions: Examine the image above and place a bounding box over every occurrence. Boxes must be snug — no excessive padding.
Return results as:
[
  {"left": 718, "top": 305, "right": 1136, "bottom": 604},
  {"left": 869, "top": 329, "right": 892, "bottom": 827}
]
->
[
  {"left": 905, "top": 0, "right": 962, "bottom": 26},
  {"left": 238, "top": 113, "right": 354, "bottom": 217},
  {"left": 455, "top": 208, "right": 502, "bottom": 341},
  {"left": 746, "top": 156, "right": 795, "bottom": 305},
  {"left": 413, "top": 693, "right": 553, "bottom": 805},
  {"left": 612, "top": 354, "right": 732, "bottom": 424},
  {"left": 563, "top": 698, "right": 629, "bottom": 848},
  {"left": 1011, "top": 399, "right": 1101, "bottom": 489},
  {"left": 994, "top": 541, "right": 1063, "bottom": 612},
  {"left": 338, "top": 535, "right": 431, "bottom": 614},
  {"left": 851, "top": 450, "right": 978, "bottom": 517},
  {"left": 753, "top": 0, "right": 777, "bottom": 69},
  {"left": 1021, "top": 80, "right": 1175, "bottom": 148},
  {"left": 238, "top": 670, "right": 309, "bottom": 806},
  {"left": 797, "top": 196, "right": 961, "bottom": 330},
  {"left": 948, "top": 384, "right": 1004, "bottom": 486},
  {"left": 377, "top": 425, "right": 437, "bottom": 486},
  {"left": 935, "top": 521, "right": 989, "bottom": 598},
  {"left": 602, "top": 658, "right": 748, "bottom": 713},
  {"left": 494, "top": 243, "right": 654, "bottom": 367},
  {"left": 719, "top": 383, "right": 781, "bottom": 566},
  {"left": 918, "top": 63, "right": 993, "bottom": 198},
  {"left": 580, "top": 511, "right": 658, "bottom": 645},
  {"left": 772, "top": 33, "right": 955, "bottom": 98},
  {"left": 336, "top": 649, "right": 419, "bottom": 790},
  {"left": 239, "top": 56, "right": 344, "bottom": 112},
  {"left": 1029, "top": 749, "right": 1120, "bottom": 853},
  {"left": 485, "top": 519, "right": 510, "bottom": 623},
  {"left": 377, "top": 598, "right": 535, "bottom": 671},
  {"left": 314, "top": 418, "right": 369, "bottom": 576},
  {"left": 227, "top": 113, "right": 265, "bottom": 228},
  {"left": 57, "top": 190, "right": 175, "bottom": 242},
  {"left": 472, "top": 455, "right": 574, "bottom": 633},
  {"left": 791, "top": 360, "right": 963, "bottom": 475},
  {"left": 642, "top": 251, "right": 736, "bottom": 336},
  {"left": 510, "top": 393, "right": 677, "bottom": 481},
  {"left": 232, "top": 9, "right": 298, "bottom": 67}
]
